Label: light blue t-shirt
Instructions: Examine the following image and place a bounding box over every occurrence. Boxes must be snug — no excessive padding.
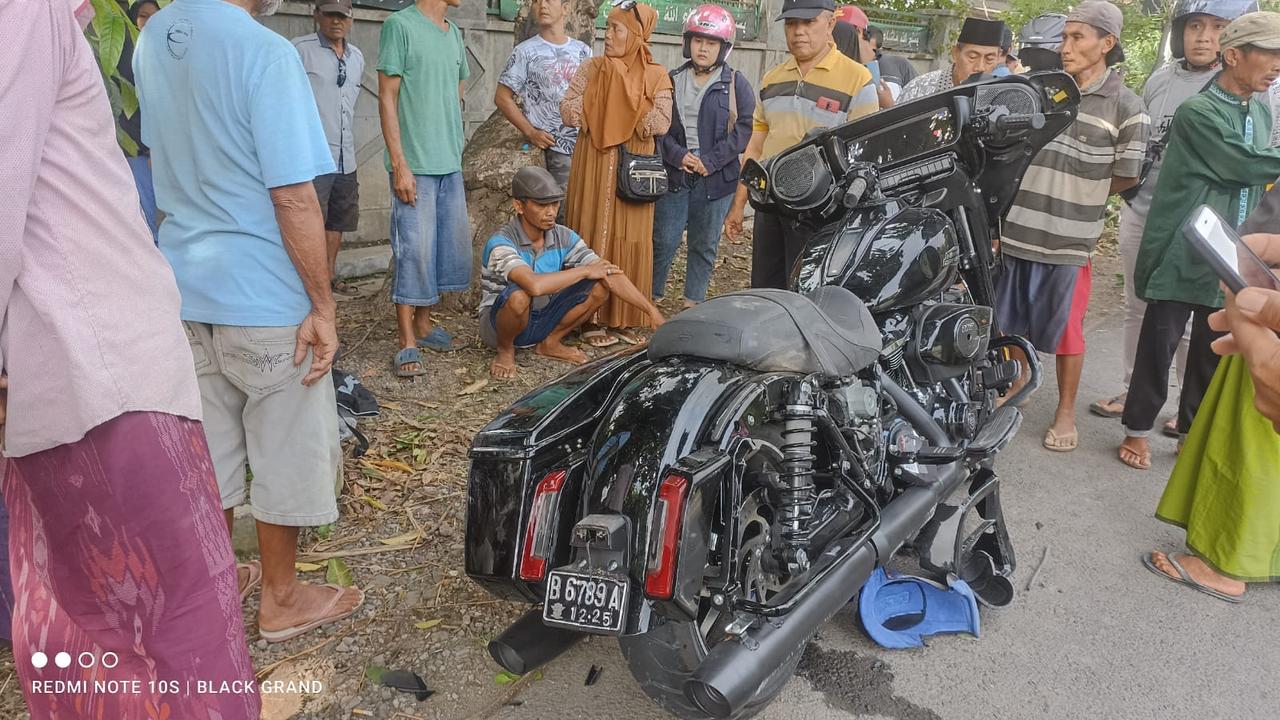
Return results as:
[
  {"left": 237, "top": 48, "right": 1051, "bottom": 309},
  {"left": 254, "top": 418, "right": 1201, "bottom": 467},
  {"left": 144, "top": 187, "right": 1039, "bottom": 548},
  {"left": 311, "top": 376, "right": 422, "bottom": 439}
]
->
[{"left": 134, "top": 0, "right": 335, "bottom": 327}]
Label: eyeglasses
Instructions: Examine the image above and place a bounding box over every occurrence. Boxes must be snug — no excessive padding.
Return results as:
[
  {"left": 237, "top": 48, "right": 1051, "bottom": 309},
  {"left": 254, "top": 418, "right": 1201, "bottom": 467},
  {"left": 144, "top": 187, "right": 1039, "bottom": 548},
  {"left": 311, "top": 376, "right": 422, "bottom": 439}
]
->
[
  {"left": 337, "top": 56, "right": 347, "bottom": 87},
  {"left": 611, "top": 0, "right": 643, "bottom": 27}
]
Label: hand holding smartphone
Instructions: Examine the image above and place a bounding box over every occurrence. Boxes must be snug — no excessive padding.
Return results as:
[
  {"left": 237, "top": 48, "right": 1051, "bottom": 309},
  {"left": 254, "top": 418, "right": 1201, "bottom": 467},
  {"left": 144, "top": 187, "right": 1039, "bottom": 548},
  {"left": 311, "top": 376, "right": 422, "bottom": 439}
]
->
[{"left": 1182, "top": 205, "right": 1280, "bottom": 294}]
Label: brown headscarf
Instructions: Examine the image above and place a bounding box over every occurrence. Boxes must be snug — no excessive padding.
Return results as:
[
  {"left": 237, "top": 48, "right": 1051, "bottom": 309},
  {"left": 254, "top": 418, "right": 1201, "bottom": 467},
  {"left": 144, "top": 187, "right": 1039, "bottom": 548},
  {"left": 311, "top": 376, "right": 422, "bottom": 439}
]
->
[{"left": 583, "top": 4, "right": 671, "bottom": 150}]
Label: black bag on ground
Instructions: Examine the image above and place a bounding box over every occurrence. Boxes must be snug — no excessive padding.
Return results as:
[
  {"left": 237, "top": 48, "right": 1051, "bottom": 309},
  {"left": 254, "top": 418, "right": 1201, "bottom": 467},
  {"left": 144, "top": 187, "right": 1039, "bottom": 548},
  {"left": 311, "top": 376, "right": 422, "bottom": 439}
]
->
[
  {"left": 333, "top": 368, "right": 380, "bottom": 458},
  {"left": 616, "top": 147, "right": 667, "bottom": 203}
]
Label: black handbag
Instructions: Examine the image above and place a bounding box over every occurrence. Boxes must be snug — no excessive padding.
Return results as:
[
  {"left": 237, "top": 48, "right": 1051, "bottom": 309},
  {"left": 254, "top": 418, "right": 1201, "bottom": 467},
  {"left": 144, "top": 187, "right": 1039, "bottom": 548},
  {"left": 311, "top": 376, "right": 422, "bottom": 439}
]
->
[{"left": 616, "top": 147, "right": 667, "bottom": 203}]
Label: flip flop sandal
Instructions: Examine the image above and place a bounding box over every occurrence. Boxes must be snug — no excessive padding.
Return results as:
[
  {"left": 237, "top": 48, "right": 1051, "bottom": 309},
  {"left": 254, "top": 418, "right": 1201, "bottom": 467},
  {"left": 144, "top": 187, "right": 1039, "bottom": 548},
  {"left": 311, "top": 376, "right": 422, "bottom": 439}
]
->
[
  {"left": 394, "top": 347, "right": 427, "bottom": 378},
  {"left": 1142, "top": 551, "right": 1243, "bottom": 604},
  {"left": 417, "top": 326, "right": 458, "bottom": 353},
  {"left": 1118, "top": 444, "right": 1152, "bottom": 470},
  {"left": 581, "top": 329, "right": 619, "bottom": 348},
  {"left": 1162, "top": 419, "right": 1180, "bottom": 438},
  {"left": 1042, "top": 427, "right": 1078, "bottom": 452},
  {"left": 612, "top": 329, "right": 642, "bottom": 345},
  {"left": 1089, "top": 395, "right": 1126, "bottom": 418},
  {"left": 260, "top": 584, "right": 366, "bottom": 643},
  {"left": 238, "top": 561, "right": 262, "bottom": 602},
  {"left": 331, "top": 279, "right": 361, "bottom": 297}
]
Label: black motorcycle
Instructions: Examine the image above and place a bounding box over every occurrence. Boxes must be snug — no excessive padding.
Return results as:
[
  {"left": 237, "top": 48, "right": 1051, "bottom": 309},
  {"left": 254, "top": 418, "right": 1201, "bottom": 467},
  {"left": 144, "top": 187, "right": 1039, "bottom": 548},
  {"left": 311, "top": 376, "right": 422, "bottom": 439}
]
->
[{"left": 465, "top": 72, "right": 1080, "bottom": 719}]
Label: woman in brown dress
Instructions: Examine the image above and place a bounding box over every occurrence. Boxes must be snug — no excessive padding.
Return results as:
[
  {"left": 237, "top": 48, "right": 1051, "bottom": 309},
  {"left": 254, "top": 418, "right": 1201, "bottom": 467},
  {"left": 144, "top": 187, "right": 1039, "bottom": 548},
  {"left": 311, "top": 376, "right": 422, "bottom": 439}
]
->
[{"left": 561, "top": 2, "right": 673, "bottom": 344}]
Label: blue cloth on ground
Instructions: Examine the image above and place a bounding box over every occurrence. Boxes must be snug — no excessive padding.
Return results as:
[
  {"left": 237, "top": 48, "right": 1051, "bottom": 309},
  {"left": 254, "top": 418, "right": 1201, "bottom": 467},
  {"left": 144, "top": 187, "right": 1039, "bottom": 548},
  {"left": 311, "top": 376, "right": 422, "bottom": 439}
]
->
[{"left": 857, "top": 567, "right": 980, "bottom": 649}]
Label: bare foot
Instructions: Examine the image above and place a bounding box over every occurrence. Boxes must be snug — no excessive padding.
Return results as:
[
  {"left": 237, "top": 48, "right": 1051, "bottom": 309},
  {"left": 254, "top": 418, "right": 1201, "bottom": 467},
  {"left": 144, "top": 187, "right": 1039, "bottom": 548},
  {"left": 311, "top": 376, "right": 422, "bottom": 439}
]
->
[
  {"left": 490, "top": 347, "right": 518, "bottom": 379},
  {"left": 1118, "top": 436, "right": 1151, "bottom": 470},
  {"left": 1149, "top": 550, "right": 1245, "bottom": 598},
  {"left": 259, "top": 581, "right": 363, "bottom": 635},
  {"left": 535, "top": 339, "right": 588, "bottom": 365}
]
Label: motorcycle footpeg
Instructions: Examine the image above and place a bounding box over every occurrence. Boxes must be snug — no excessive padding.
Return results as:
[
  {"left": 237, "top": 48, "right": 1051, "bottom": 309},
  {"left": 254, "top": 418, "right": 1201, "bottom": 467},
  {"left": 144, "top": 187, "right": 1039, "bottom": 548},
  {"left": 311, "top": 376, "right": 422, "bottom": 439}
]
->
[
  {"left": 915, "top": 446, "right": 965, "bottom": 465},
  {"left": 967, "top": 406, "right": 1023, "bottom": 457},
  {"left": 980, "top": 359, "right": 1021, "bottom": 390}
]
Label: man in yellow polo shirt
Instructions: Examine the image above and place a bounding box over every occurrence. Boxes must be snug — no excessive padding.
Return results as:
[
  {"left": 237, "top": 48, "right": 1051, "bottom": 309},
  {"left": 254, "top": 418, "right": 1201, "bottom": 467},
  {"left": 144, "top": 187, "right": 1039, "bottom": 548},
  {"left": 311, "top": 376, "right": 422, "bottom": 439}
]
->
[{"left": 724, "top": 0, "right": 879, "bottom": 289}]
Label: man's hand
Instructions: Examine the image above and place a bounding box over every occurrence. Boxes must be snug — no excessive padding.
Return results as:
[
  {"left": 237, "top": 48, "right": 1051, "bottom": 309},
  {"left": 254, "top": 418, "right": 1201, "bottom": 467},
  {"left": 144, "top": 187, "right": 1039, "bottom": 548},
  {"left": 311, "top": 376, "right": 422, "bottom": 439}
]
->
[
  {"left": 724, "top": 201, "right": 745, "bottom": 240},
  {"left": 392, "top": 164, "right": 416, "bottom": 206},
  {"left": 647, "top": 308, "right": 665, "bottom": 331},
  {"left": 527, "top": 129, "right": 556, "bottom": 150},
  {"left": 681, "top": 153, "right": 707, "bottom": 176},
  {"left": 1208, "top": 233, "right": 1280, "bottom": 430},
  {"left": 295, "top": 310, "right": 339, "bottom": 386},
  {"left": 584, "top": 261, "right": 623, "bottom": 280}
]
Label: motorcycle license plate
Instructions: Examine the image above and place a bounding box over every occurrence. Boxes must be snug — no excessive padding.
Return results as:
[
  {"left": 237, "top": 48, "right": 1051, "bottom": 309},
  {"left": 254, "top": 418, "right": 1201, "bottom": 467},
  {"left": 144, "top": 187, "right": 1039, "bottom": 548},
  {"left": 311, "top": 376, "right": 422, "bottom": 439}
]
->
[{"left": 542, "top": 569, "right": 628, "bottom": 634}]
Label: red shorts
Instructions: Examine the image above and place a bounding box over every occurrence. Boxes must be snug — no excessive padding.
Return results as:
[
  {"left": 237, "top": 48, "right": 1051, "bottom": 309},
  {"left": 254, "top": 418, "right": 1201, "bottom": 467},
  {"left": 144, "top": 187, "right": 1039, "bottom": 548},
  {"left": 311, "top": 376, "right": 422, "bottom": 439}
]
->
[{"left": 1055, "top": 261, "right": 1092, "bottom": 356}]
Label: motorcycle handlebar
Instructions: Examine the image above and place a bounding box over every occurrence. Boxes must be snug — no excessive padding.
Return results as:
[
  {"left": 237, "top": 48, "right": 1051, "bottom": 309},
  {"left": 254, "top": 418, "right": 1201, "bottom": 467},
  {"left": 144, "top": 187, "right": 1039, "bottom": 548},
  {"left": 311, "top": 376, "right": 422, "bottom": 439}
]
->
[{"left": 995, "top": 112, "right": 1046, "bottom": 133}]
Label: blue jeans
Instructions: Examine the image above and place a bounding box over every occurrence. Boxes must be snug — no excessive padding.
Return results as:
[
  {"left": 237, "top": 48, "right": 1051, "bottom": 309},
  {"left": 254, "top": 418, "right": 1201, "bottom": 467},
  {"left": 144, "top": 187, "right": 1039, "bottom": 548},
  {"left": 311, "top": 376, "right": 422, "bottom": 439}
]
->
[
  {"left": 127, "top": 154, "right": 159, "bottom": 243},
  {"left": 389, "top": 172, "right": 472, "bottom": 306},
  {"left": 480, "top": 279, "right": 596, "bottom": 348},
  {"left": 653, "top": 176, "right": 734, "bottom": 303}
]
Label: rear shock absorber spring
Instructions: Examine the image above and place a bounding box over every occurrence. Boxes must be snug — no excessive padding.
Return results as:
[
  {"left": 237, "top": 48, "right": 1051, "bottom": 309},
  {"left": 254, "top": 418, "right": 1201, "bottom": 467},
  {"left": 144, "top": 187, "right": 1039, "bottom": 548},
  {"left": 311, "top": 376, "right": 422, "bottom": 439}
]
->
[{"left": 778, "top": 378, "right": 818, "bottom": 574}]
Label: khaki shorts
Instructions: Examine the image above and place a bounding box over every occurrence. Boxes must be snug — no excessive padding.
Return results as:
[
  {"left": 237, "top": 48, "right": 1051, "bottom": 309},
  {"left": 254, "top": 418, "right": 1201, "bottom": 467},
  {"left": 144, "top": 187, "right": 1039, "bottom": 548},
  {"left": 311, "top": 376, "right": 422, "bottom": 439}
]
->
[{"left": 185, "top": 321, "right": 341, "bottom": 526}]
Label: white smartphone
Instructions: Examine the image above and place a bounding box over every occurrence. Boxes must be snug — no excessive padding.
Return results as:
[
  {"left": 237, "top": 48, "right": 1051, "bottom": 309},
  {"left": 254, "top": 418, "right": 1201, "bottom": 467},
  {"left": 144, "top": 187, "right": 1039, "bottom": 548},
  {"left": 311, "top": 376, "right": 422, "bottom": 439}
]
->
[{"left": 1182, "top": 205, "right": 1280, "bottom": 294}]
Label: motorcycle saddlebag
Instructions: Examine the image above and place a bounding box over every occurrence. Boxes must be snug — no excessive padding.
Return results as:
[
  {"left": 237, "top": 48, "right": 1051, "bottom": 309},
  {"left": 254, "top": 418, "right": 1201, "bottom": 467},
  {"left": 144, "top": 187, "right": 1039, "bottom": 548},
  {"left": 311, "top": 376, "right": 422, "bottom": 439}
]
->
[{"left": 465, "top": 347, "right": 649, "bottom": 602}]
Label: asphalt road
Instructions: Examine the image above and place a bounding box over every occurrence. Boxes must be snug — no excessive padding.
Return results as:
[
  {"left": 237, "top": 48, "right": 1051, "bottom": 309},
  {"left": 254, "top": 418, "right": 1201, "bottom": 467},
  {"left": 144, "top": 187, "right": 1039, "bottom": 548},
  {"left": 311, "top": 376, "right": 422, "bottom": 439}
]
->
[{"left": 492, "top": 273, "right": 1279, "bottom": 720}]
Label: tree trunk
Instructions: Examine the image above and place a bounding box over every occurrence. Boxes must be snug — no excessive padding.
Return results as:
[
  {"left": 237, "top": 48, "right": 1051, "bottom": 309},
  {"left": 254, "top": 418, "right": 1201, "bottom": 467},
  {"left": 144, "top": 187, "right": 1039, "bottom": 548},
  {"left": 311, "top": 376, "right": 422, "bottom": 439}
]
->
[{"left": 461, "top": 0, "right": 601, "bottom": 305}]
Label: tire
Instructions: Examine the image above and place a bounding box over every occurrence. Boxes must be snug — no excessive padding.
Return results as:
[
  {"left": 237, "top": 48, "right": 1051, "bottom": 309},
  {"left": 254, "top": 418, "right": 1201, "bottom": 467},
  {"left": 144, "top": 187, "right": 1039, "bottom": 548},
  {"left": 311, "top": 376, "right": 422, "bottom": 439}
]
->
[{"left": 618, "top": 613, "right": 807, "bottom": 720}]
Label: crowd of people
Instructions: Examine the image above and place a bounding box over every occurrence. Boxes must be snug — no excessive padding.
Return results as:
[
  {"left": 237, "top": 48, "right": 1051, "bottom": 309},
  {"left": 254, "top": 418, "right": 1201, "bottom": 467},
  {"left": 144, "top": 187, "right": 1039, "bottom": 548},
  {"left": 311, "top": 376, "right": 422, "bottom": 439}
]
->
[{"left": 4, "top": 0, "right": 1280, "bottom": 716}]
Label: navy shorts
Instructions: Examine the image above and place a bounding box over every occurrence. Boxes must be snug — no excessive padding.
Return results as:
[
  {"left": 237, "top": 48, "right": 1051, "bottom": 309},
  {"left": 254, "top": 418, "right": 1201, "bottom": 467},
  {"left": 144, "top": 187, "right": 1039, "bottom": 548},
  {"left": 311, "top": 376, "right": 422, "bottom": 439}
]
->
[
  {"left": 994, "top": 254, "right": 1083, "bottom": 354},
  {"left": 479, "top": 279, "right": 596, "bottom": 348}
]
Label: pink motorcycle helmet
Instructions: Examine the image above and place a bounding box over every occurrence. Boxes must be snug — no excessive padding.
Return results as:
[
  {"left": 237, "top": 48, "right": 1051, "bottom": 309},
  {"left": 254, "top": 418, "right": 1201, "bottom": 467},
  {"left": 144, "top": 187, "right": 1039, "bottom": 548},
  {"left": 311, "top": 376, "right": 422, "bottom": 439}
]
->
[
  {"left": 834, "top": 5, "right": 869, "bottom": 30},
  {"left": 682, "top": 4, "right": 737, "bottom": 65}
]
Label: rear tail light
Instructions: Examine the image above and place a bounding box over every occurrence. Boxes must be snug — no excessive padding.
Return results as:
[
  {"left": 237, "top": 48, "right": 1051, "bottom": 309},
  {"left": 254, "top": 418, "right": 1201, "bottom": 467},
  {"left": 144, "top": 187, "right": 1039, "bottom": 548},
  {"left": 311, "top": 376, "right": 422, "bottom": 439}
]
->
[
  {"left": 645, "top": 474, "right": 690, "bottom": 599},
  {"left": 518, "top": 469, "right": 568, "bottom": 582}
]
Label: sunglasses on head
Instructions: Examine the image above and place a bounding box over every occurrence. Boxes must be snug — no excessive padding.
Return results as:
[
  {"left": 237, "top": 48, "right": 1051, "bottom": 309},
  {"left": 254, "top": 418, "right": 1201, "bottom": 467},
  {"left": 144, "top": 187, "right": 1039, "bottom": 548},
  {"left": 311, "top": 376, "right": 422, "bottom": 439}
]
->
[
  {"left": 321, "top": 11, "right": 349, "bottom": 19},
  {"left": 337, "top": 56, "right": 347, "bottom": 87},
  {"left": 611, "top": 0, "right": 643, "bottom": 26}
]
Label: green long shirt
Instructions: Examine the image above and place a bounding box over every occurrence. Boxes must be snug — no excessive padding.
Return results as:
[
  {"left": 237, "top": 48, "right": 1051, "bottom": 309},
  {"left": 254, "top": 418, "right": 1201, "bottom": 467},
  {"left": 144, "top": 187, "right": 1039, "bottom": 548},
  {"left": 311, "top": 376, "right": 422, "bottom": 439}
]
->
[{"left": 1135, "top": 81, "right": 1280, "bottom": 308}]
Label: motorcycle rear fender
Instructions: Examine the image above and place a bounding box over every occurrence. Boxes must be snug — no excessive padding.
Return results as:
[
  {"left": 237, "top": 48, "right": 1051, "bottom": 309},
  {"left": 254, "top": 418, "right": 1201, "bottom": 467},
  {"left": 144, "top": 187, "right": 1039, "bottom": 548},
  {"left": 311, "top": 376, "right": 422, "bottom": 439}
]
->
[
  {"left": 574, "top": 360, "right": 753, "bottom": 633},
  {"left": 464, "top": 348, "right": 650, "bottom": 602}
]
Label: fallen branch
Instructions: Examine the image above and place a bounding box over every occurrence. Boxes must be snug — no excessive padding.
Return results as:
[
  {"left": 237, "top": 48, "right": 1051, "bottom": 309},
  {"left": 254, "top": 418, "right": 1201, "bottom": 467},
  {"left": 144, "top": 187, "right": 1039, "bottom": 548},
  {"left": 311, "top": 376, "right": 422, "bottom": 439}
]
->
[
  {"left": 297, "top": 544, "right": 416, "bottom": 563},
  {"left": 1024, "top": 546, "right": 1050, "bottom": 592},
  {"left": 255, "top": 636, "right": 337, "bottom": 682},
  {"left": 463, "top": 670, "right": 539, "bottom": 720}
]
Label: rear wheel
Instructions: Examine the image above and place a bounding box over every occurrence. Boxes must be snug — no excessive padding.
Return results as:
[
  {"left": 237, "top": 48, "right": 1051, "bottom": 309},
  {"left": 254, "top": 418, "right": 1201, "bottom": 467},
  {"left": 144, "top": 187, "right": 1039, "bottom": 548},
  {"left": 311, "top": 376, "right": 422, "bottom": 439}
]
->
[{"left": 619, "top": 480, "right": 806, "bottom": 720}]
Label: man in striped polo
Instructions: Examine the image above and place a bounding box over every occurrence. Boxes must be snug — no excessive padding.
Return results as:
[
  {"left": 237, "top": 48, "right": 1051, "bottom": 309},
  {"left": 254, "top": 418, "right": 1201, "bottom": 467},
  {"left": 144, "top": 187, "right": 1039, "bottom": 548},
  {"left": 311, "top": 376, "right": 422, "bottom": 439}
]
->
[
  {"left": 996, "top": 1, "right": 1149, "bottom": 453},
  {"left": 723, "top": 0, "right": 879, "bottom": 290}
]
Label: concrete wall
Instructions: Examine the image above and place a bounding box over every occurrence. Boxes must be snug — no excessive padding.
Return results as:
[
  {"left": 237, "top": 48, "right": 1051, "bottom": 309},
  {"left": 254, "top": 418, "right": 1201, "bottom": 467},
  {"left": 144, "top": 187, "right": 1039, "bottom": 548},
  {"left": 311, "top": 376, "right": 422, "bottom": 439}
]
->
[{"left": 261, "top": 1, "right": 954, "bottom": 245}]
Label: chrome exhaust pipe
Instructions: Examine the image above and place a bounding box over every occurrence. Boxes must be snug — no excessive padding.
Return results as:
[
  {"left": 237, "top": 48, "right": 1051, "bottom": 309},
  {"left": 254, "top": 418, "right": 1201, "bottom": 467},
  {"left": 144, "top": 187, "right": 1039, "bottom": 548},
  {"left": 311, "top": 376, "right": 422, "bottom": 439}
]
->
[{"left": 488, "top": 609, "right": 582, "bottom": 676}]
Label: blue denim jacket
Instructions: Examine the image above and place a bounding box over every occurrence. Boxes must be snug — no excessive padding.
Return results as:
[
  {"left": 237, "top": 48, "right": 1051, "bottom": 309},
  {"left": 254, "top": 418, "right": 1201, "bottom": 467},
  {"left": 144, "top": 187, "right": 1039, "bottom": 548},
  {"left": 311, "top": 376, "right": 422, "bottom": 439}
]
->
[{"left": 658, "top": 62, "right": 756, "bottom": 201}]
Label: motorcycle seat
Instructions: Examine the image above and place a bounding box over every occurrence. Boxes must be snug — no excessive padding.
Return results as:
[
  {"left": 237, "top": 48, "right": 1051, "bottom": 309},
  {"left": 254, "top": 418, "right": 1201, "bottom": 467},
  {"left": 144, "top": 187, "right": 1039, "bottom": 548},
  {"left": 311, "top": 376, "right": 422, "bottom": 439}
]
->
[{"left": 648, "top": 287, "right": 882, "bottom": 377}]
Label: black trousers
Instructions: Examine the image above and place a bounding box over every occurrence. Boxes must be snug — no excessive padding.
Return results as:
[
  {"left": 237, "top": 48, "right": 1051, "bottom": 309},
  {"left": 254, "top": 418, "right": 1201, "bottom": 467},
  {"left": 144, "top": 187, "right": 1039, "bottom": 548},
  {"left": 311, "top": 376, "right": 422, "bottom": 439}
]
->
[
  {"left": 1121, "top": 300, "right": 1223, "bottom": 436},
  {"left": 750, "top": 210, "right": 805, "bottom": 289}
]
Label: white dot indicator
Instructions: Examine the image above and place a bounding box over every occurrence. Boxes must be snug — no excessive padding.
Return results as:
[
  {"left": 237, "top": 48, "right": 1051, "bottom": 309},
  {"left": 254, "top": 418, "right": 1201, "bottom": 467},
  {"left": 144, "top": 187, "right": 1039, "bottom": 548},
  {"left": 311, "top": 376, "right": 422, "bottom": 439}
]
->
[
  {"left": 31, "top": 652, "right": 48, "bottom": 669},
  {"left": 54, "top": 652, "right": 72, "bottom": 669}
]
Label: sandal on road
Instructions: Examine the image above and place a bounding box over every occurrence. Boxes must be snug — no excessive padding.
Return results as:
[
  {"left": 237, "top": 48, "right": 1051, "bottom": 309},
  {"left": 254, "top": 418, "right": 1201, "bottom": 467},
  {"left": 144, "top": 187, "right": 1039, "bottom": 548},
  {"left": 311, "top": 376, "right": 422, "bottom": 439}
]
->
[
  {"left": 238, "top": 561, "right": 261, "bottom": 602},
  {"left": 1162, "top": 418, "right": 1180, "bottom": 438},
  {"left": 581, "top": 328, "right": 619, "bottom": 348},
  {"left": 612, "top": 329, "right": 642, "bottom": 345},
  {"left": 1043, "top": 427, "right": 1078, "bottom": 452},
  {"left": 1089, "top": 394, "right": 1125, "bottom": 418},
  {"left": 416, "top": 326, "right": 458, "bottom": 353},
  {"left": 1142, "top": 551, "right": 1243, "bottom": 604},
  {"left": 260, "top": 584, "right": 365, "bottom": 643},
  {"left": 331, "top": 279, "right": 360, "bottom": 297},
  {"left": 394, "top": 347, "right": 427, "bottom": 378}
]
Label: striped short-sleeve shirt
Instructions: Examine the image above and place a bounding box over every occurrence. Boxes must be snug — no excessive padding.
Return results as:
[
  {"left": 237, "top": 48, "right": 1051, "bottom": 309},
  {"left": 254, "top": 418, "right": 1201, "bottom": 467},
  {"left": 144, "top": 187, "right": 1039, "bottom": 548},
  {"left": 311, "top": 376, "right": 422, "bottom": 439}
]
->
[
  {"left": 479, "top": 220, "right": 600, "bottom": 310},
  {"left": 754, "top": 45, "right": 878, "bottom": 160},
  {"left": 1001, "top": 70, "right": 1149, "bottom": 267}
]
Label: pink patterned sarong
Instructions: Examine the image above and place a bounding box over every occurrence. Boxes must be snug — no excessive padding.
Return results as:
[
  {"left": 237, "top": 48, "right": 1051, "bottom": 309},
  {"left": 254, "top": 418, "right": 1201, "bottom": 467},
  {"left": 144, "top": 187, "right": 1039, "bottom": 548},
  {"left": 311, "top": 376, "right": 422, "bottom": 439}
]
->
[{"left": 3, "top": 412, "right": 260, "bottom": 719}]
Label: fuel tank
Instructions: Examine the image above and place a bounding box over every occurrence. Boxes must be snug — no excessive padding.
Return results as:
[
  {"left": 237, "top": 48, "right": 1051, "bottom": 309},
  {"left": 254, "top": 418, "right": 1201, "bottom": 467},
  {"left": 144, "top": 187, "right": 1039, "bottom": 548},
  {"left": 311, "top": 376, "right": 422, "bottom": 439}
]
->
[{"left": 793, "top": 203, "right": 960, "bottom": 314}]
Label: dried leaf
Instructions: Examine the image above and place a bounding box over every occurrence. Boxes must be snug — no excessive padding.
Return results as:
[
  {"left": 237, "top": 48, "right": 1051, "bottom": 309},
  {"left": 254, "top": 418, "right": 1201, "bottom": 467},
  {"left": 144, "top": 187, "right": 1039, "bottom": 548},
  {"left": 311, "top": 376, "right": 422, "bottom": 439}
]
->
[
  {"left": 368, "top": 459, "right": 414, "bottom": 474},
  {"left": 326, "top": 557, "right": 354, "bottom": 587},
  {"left": 380, "top": 531, "right": 423, "bottom": 546},
  {"left": 295, "top": 562, "right": 324, "bottom": 572},
  {"left": 459, "top": 378, "right": 488, "bottom": 396},
  {"left": 360, "top": 465, "right": 387, "bottom": 481},
  {"left": 414, "top": 619, "right": 442, "bottom": 631},
  {"left": 360, "top": 496, "right": 388, "bottom": 511}
]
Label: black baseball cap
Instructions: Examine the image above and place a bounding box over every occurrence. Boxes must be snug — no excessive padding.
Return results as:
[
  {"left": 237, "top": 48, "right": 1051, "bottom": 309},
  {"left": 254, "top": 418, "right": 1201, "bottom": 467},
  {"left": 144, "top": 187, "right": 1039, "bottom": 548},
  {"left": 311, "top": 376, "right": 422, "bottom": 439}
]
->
[{"left": 776, "top": 0, "right": 836, "bottom": 22}]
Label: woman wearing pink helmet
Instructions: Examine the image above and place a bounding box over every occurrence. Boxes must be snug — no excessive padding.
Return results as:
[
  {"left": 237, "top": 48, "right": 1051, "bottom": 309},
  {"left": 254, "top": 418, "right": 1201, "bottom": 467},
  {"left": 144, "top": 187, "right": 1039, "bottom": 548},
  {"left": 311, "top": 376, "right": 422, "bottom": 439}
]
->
[{"left": 653, "top": 4, "right": 756, "bottom": 308}]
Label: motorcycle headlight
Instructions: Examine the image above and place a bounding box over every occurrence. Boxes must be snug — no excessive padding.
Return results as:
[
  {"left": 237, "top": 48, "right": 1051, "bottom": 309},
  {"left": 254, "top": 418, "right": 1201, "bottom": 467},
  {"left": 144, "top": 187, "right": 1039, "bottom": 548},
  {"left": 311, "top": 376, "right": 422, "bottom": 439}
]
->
[{"left": 770, "top": 145, "right": 833, "bottom": 210}]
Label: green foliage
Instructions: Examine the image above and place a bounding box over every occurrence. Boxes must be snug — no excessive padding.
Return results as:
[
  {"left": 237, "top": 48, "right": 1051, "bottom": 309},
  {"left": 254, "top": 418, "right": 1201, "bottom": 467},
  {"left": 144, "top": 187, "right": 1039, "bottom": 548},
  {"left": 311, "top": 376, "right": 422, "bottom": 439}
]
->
[
  {"left": 840, "top": 0, "right": 971, "bottom": 13},
  {"left": 85, "top": 0, "right": 140, "bottom": 155},
  {"left": 1002, "top": 0, "right": 1169, "bottom": 92}
]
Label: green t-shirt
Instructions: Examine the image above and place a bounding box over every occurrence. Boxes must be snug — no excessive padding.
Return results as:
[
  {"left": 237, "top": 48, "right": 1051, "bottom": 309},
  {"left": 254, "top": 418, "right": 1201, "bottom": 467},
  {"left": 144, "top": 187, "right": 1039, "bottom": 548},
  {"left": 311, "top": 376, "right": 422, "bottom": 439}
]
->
[{"left": 377, "top": 7, "right": 470, "bottom": 175}]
